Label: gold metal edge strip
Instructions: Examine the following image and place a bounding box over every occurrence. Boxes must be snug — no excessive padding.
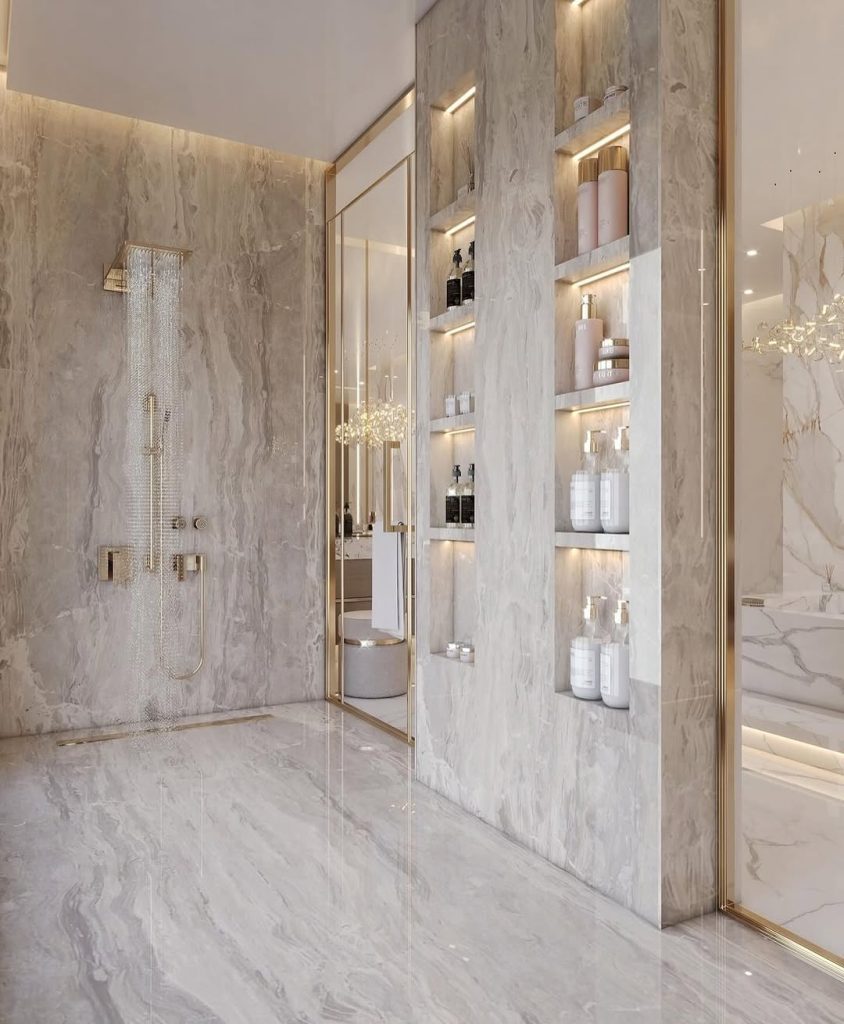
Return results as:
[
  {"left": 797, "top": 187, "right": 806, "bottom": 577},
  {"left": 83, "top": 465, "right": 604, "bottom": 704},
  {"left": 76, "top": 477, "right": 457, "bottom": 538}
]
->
[
  {"left": 56, "top": 713, "right": 274, "bottom": 747},
  {"left": 716, "top": 0, "right": 844, "bottom": 978},
  {"left": 334, "top": 88, "right": 415, "bottom": 173},
  {"left": 326, "top": 695, "right": 414, "bottom": 748}
]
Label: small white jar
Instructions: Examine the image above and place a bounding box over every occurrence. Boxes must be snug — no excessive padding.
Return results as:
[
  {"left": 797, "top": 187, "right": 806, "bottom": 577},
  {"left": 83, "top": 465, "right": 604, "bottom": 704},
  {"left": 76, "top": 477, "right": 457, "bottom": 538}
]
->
[
  {"left": 445, "top": 394, "right": 457, "bottom": 417},
  {"left": 445, "top": 642, "right": 461, "bottom": 660},
  {"left": 458, "top": 390, "right": 475, "bottom": 415},
  {"left": 574, "top": 95, "right": 602, "bottom": 121},
  {"left": 598, "top": 337, "right": 630, "bottom": 360},
  {"left": 593, "top": 357, "right": 630, "bottom": 387},
  {"left": 460, "top": 644, "right": 475, "bottom": 664}
]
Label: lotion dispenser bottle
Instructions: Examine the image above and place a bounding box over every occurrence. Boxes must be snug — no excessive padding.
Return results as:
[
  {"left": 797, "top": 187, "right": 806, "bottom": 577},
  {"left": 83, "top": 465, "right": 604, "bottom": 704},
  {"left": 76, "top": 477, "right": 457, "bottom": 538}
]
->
[
  {"left": 570, "top": 595, "right": 606, "bottom": 700},
  {"left": 462, "top": 241, "right": 475, "bottom": 304},
  {"left": 447, "top": 249, "right": 463, "bottom": 309},
  {"left": 460, "top": 463, "right": 475, "bottom": 527},
  {"left": 446, "top": 465, "right": 462, "bottom": 525},
  {"left": 574, "top": 293, "right": 604, "bottom": 391},
  {"left": 601, "top": 599, "right": 630, "bottom": 708},
  {"left": 600, "top": 425, "right": 630, "bottom": 534},
  {"left": 570, "top": 429, "right": 604, "bottom": 533}
]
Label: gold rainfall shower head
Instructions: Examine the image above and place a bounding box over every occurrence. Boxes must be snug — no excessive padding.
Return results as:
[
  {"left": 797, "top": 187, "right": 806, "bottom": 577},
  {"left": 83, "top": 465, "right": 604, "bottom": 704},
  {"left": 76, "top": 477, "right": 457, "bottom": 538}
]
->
[{"left": 103, "top": 242, "right": 192, "bottom": 293}]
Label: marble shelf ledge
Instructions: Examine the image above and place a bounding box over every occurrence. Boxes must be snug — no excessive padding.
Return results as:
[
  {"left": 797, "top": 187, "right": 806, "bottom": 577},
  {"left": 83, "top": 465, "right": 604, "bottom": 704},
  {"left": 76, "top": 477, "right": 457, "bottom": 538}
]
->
[
  {"left": 430, "top": 526, "right": 475, "bottom": 542},
  {"left": 431, "top": 652, "right": 475, "bottom": 669},
  {"left": 555, "top": 531, "right": 629, "bottom": 552},
  {"left": 557, "top": 690, "right": 631, "bottom": 719},
  {"left": 430, "top": 412, "right": 476, "bottom": 433},
  {"left": 429, "top": 192, "right": 477, "bottom": 233},
  {"left": 555, "top": 381, "right": 630, "bottom": 413},
  {"left": 743, "top": 692, "right": 844, "bottom": 757},
  {"left": 554, "top": 93, "right": 631, "bottom": 157},
  {"left": 428, "top": 306, "right": 476, "bottom": 335},
  {"left": 555, "top": 237, "right": 630, "bottom": 286}
]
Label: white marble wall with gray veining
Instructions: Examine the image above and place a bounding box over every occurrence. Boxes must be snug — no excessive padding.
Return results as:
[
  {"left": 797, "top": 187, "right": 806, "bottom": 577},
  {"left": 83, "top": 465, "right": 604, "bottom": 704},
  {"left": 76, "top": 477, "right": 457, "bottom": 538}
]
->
[
  {"left": 416, "top": 0, "right": 718, "bottom": 927},
  {"left": 0, "top": 76, "right": 327, "bottom": 736}
]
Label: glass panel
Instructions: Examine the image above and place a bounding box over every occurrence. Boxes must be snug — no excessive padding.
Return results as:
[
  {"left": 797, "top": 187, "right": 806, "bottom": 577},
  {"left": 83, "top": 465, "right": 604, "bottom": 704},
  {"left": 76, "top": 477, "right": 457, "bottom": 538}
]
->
[
  {"left": 331, "top": 160, "right": 414, "bottom": 737},
  {"left": 734, "top": 0, "right": 844, "bottom": 962}
]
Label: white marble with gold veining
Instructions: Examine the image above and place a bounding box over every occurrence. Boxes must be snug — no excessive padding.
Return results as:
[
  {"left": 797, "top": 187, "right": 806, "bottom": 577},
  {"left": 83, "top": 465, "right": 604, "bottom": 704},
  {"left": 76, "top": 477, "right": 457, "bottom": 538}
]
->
[{"left": 0, "top": 77, "right": 327, "bottom": 737}]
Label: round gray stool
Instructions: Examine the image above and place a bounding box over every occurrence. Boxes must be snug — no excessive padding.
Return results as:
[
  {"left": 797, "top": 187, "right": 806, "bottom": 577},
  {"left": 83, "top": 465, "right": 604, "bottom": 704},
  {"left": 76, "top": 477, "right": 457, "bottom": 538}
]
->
[{"left": 342, "top": 611, "right": 407, "bottom": 699}]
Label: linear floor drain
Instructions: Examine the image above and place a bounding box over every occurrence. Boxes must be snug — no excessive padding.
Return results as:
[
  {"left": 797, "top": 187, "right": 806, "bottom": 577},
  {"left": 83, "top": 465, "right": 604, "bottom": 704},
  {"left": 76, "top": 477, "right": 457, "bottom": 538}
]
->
[{"left": 56, "top": 713, "right": 274, "bottom": 747}]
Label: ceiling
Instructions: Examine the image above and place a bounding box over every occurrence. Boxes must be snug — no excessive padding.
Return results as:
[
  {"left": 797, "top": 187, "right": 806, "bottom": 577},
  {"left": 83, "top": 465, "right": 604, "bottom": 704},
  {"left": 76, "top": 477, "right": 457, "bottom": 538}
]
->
[{"left": 5, "top": 0, "right": 437, "bottom": 162}]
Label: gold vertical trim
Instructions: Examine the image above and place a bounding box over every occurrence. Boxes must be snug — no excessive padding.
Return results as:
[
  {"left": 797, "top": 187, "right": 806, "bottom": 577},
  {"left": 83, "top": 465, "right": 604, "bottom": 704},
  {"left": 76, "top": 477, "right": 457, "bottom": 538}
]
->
[
  {"left": 717, "top": 0, "right": 844, "bottom": 979},
  {"left": 334, "top": 88, "right": 415, "bottom": 172}
]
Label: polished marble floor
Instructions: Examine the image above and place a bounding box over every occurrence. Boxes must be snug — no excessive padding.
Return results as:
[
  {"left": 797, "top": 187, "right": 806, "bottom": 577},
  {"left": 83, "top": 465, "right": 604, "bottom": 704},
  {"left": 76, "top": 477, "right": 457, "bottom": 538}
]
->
[
  {"left": 345, "top": 693, "right": 409, "bottom": 731},
  {"left": 0, "top": 702, "right": 842, "bottom": 1023}
]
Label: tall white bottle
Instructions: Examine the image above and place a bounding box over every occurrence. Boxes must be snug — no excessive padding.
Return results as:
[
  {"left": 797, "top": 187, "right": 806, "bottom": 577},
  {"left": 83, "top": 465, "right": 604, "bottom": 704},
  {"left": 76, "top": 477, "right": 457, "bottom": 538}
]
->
[
  {"left": 600, "top": 425, "right": 630, "bottom": 534},
  {"left": 574, "top": 293, "right": 604, "bottom": 391},
  {"left": 597, "top": 145, "right": 629, "bottom": 246},
  {"left": 600, "top": 599, "right": 630, "bottom": 708},
  {"left": 577, "top": 157, "right": 599, "bottom": 254},
  {"left": 570, "top": 429, "right": 604, "bottom": 532},
  {"left": 570, "top": 595, "right": 606, "bottom": 700}
]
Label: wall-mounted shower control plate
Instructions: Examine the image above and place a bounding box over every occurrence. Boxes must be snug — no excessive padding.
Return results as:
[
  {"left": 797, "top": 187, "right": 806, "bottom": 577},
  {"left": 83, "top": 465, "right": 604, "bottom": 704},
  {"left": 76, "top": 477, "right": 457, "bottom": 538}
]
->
[{"left": 98, "top": 546, "right": 132, "bottom": 584}]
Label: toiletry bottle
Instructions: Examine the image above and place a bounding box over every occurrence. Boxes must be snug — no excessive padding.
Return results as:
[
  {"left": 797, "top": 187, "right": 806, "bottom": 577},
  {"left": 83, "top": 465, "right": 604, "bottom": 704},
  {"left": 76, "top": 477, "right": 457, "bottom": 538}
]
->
[
  {"left": 446, "top": 465, "right": 462, "bottom": 525},
  {"left": 577, "top": 157, "right": 600, "bottom": 254},
  {"left": 462, "top": 241, "right": 475, "bottom": 304},
  {"left": 570, "top": 595, "right": 606, "bottom": 700},
  {"left": 600, "top": 425, "right": 630, "bottom": 534},
  {"left": 343, "top": 501, "right": 353, "bottom": 537},
  {"left": 598, "top": 145, "right": 629, "bottom": 246},
  {"left": 570, "top": 429, "right": 604, "bottom": 532},
  {"left": 574, "top": 293, "right": 604, "bottom": 391},
  {"left": 447, "top": 249, "right": 463, "bottom": 310},
  {"left": 601, "top": 599, "right": 630, "bottom": 708},
  {"left": 460, "top": 463, "right": 475, "bottom": 527}
]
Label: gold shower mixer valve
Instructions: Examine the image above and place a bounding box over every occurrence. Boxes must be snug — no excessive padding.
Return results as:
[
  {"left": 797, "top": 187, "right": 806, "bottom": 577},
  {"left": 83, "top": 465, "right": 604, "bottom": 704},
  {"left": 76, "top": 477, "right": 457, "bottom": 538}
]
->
[{"left": 173, "top": 553, "right": 204, "bottom": 582}]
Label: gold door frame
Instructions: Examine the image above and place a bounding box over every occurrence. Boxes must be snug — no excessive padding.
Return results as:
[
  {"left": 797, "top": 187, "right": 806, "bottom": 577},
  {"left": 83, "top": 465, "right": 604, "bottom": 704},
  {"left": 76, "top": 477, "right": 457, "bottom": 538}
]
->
[
  {"left": 324, "top": 90, "right": 416, "bottom": 745},
  {"left": 716, "top": 0, "right": 844, "bottom": 979}
]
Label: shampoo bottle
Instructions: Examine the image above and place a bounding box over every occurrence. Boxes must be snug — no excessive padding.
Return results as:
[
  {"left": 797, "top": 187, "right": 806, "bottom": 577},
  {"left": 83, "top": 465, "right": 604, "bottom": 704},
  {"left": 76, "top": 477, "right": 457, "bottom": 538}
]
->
[
  {"left": 462, "top": 241, "right": 475, "bottom": 304},
  {"left": 570, "top": 596, "right": 606, "bottom": 700},
  {"left": 597, "top": 145, "right": 629, "bottom": 246},
  {"left": 446, "top": 465, "right": 462, "bottom": 525},
  {"left": 600, "top": 425, "right": 630, "bottom": 534},
  {"left": 460, "top": 462, "right": 475, "bottom": 527},
  {"left": 570, "top": 429, "right": 604, "bottom": 532},
  {"left": 600, "top": 599, "right": 630, "bottom": 708},
  {"left": 577, "top": 157, "right": 599, "bottom": 254},
  {"left": 574, "top": 293, "right": 604, "bottom": 391}
]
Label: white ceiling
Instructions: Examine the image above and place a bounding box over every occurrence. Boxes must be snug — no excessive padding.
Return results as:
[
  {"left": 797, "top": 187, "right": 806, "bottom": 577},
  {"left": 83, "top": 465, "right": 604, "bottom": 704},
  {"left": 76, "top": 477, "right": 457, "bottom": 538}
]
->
[{"left": 5, "top": 0, "right": 437, "bottom": 162}]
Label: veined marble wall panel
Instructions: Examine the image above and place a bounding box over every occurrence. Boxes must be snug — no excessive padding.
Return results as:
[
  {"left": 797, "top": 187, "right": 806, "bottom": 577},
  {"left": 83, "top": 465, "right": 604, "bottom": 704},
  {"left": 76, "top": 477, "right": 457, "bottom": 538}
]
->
[{"left": 0, "top": 78, "right": 326, "bottom": 736}]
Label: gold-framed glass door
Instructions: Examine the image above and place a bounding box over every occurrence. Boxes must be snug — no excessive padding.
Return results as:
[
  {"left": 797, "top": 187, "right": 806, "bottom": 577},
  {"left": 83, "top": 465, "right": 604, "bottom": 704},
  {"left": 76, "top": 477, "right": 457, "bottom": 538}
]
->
[
  {"left": 326, "top": 156, "right": 415, "bottom": 742},
  {"left": 720, "top": 0, "right": 844, "bottom": 975}
]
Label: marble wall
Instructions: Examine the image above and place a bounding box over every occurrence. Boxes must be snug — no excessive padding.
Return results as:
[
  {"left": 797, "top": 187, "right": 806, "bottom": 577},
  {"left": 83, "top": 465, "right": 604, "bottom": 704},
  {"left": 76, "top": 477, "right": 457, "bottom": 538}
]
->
[
  {"left": 0, "top": 76, "right": 327, "bottom": 736},
  {"left": 416, "top": 0, "right": 718, "bottom": 926}
]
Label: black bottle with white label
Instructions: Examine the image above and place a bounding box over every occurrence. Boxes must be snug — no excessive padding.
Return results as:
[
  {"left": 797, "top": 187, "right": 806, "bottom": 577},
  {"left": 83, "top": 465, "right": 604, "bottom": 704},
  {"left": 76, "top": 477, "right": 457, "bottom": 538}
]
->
[
  {"left": 461, "top": 241, "right": 475, "bottom": 304},
  {"left": 445, "top": 465, "right": 462, "bottom": 525},
  {"left": 446, "top": 249, "right": 463, "bottom": 309},
  {"left": 460, "top": 462, "right": 475, "bottom": 527}
]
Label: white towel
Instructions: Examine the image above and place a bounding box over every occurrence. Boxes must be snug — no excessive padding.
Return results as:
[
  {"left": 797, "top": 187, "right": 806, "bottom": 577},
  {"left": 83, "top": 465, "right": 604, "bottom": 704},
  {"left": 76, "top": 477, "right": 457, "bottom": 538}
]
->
[{"left": 371, "top": 522, "right": 404, "bottom": 637}]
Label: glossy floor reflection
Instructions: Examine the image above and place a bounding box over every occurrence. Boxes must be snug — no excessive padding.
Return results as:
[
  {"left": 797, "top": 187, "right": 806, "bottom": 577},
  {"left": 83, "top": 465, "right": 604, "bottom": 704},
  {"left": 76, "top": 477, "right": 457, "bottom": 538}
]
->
[{"left": 0, "top": 703, "right": 841, "bottom": 1023}]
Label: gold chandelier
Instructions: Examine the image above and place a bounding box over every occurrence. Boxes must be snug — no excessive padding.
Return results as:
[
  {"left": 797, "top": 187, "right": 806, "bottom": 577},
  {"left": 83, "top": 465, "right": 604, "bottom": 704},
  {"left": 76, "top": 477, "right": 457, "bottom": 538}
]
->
[
  {"left": 748, "top": 294, "right": 844, "bottom": 361},
  {"left": 335, "top": 399, "right": 406, "bottom": 448}
]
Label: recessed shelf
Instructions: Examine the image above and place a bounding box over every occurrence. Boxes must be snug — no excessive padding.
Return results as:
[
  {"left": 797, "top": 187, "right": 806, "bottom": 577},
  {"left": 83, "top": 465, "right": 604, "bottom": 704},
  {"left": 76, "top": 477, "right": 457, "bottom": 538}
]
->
[
  {"left": 430, "top": 526, "right": 475, "bottom": 542},
  {"left": 429, "top": 192, "right": 477, "bottom": 233},
  {"left": 428, "top": 306, "right": 476, "bottom": 335},
  {"left": 555, "top": 381, "right": 630, "bottom": 413},
  {"left": 555, "top": 531, "right": 629, "bottom": 552},
  {"left": 430, "top": 412, "right": 476, "bottom": 433},
  {"left": 555, "top": 236, "right": 630, "bottom": 286},
  {"left": 431, "top": 652, "right": 475, "bottom": 668},
  {"left": 557, "top": 690, "right": 630, "bottom": 716},
  {"left": 554, "top": 93, "right": 631, "bottom": 157}
]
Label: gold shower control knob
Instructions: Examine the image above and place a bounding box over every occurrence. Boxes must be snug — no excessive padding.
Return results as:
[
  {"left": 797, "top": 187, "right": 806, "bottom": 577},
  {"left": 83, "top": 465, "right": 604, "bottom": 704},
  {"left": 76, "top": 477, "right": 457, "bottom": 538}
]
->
[{"left": 193, "top": 515, "right": 209, "bottom": 531}]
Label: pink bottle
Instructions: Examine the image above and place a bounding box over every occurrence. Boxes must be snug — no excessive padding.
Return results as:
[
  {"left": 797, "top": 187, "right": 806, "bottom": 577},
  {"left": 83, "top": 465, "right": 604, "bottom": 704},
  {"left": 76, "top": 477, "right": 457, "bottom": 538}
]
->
[
  {"left": 577, "top": 158, "right": 599, "bottom": 255},
  {"left": 598, "top": 145, "right": 629, "bottom": 246},
  {"left": 574, "top": 293, "right": 603, "bottom": 391}
]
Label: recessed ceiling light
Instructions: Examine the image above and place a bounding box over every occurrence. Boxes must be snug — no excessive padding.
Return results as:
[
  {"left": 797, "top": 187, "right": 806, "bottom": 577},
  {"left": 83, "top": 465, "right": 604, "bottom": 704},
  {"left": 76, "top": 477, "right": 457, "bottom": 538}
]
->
[
  {"left": 746, "top": 249, "right": 758, "bottom": 257},
  {"left": 743, "top": 288, "right": 754, "bottom": 296}
]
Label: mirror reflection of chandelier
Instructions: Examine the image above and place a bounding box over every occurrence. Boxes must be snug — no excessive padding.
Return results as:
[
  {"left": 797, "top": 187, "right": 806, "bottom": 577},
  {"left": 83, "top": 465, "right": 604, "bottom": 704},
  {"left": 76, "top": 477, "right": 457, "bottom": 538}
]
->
[
  {"left": 335, "top": 398, "right": 406, "bottom": 448},
  {"left": 748, "top": 294, "right": 844, "bottom": 361}
]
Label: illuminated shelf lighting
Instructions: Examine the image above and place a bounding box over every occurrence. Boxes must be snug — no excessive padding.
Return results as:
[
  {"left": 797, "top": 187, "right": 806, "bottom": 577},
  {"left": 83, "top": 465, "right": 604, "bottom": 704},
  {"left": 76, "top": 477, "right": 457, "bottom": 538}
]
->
[
  {"left": 444, "top": 86, "right": 477, "bottom": 116},
  {"left": 445, "top": 427, "right": 475, "bottom": 435},
  {"left": 445, "top": 320, "right": 476, "bottom": 336},
  {"left": 578, "top": 262, "right": 631, "bottom": 288},
  {"left": 575, "top": 124, "right": 631, "bottom": 161},
  {"left": 574, "top": 400, "right": 629, "bottom": 415},
  {"left": 446, "top": 215, "right": 476, "bottom": 236}
]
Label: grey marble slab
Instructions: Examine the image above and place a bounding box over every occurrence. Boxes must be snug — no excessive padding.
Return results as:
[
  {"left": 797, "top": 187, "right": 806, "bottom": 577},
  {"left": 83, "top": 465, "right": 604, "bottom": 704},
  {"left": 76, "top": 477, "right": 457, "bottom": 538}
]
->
[
  {"left": 0, "top": 79, "right": 327, "bottom": 737},
  {"left": 0, "top": 702, "right": 841, "bottom": 1024}
]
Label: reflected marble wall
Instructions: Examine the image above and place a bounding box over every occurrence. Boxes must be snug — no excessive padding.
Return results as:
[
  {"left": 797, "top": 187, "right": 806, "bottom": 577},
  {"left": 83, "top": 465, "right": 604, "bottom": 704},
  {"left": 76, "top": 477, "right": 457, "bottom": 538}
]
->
[
  {"left": 0, "top": 77, "right": 327, "bottom": 736},
  {"left": 782, "top": 200, "right": 844, "bottom": 594}
]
